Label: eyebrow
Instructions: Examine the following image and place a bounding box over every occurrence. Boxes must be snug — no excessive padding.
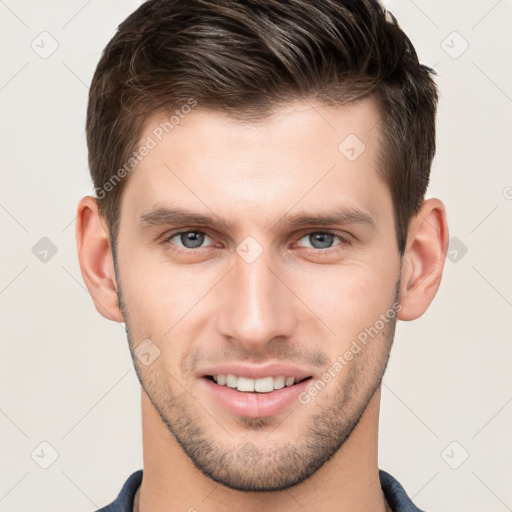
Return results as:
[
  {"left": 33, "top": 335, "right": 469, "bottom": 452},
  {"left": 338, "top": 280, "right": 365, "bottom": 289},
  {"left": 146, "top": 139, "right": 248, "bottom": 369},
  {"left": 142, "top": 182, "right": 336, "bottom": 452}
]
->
[{"left": 136, "top": 205, "right": 376, "bottom": 232}]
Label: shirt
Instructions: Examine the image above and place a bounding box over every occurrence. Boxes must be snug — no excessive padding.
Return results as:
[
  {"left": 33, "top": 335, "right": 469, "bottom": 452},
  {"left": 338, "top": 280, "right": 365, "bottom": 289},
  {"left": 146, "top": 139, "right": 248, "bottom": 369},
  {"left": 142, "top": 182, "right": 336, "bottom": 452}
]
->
[{"left": 96, "top": 469, "right": 426, "bottom": 512}]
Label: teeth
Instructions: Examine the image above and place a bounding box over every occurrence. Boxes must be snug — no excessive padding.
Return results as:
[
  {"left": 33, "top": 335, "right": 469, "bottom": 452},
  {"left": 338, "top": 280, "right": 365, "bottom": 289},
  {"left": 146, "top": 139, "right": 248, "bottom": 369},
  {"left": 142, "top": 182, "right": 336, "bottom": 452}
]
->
[
  {"left": 237, "top": 376, "right": 255, "bottom": 392},
  {"left": 212, "top": 374, "right": 299, "bottom": 392},
  {"left": 273, "top": 376, "right": 286, "bottom": 389},
  {"left": 226, "top": 374, "right": 238, "bottom": 388},
  {"left": 285, "top": 376, "right": 295, "bottom": 386},
  {"left": 255, "top": 376, "right": 275, "bottom": 392}
]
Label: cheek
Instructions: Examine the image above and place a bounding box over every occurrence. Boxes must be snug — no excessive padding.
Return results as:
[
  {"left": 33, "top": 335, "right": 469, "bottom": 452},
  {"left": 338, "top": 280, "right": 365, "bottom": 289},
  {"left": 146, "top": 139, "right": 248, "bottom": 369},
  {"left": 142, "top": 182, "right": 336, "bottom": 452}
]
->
[
  {"left": 120, "top": 251, "right": 220, "bottom": 339},
  {"left": 291, "top": 263, "right": 395, "bottom": 331}
]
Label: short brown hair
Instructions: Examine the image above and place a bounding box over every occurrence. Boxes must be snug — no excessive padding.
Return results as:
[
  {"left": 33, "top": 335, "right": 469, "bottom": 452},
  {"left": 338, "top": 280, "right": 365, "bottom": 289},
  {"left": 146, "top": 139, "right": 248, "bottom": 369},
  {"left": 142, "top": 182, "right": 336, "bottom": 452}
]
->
[{"left": 86, "top": 0, "right": 438, "bottom": 255}]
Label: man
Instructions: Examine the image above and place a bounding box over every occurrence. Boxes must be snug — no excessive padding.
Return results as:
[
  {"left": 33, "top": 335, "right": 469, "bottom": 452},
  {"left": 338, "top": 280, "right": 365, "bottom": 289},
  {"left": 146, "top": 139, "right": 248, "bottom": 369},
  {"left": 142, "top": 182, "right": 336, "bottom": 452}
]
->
[{"left": 76, "top": 0, "right": 448, "bottom": 510}]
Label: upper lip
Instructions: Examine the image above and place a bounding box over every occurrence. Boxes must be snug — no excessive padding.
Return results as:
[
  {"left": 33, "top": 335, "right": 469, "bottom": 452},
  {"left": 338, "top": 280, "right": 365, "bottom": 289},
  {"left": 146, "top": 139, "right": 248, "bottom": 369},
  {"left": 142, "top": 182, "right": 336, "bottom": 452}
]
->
[{"left": 198, "top": 363, "right": 314, "bottom": 381}]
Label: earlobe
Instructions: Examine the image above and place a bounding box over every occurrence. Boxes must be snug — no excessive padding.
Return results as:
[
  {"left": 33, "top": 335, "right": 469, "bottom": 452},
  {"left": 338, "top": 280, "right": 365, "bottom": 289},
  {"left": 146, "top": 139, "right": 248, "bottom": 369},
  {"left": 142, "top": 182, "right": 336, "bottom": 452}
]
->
[
  {"left": 397, "top": 198, "right": 449, "bottom": 321},
  {"left": 75, "top": 196, "right": 124, "bottom": 322}
]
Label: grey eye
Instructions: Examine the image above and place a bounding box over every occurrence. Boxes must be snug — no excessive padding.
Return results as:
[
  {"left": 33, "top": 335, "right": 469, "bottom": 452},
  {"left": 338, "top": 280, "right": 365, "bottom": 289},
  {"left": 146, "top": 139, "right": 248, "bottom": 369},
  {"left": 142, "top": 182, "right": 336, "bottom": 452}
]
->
[
  {"left": 298, "top": 232, "right": 342, "bottom": 250},
  {"left": 170, "top": 231, "right": 211, "bottom": 249}
]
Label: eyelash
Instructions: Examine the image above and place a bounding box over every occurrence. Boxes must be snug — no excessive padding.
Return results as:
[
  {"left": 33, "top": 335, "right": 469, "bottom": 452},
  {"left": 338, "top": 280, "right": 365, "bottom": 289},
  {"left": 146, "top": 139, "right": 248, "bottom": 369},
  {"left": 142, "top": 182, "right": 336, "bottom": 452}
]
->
[{"left": 160, "top": 229, "right": 351, "bottom": 255}]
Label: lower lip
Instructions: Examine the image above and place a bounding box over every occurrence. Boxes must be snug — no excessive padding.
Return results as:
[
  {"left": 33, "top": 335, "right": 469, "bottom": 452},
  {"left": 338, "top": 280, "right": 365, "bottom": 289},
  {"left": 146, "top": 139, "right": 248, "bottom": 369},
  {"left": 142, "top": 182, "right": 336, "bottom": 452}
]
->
[{"left": 200, "top": 377, "right": 312, "bottom": 418}]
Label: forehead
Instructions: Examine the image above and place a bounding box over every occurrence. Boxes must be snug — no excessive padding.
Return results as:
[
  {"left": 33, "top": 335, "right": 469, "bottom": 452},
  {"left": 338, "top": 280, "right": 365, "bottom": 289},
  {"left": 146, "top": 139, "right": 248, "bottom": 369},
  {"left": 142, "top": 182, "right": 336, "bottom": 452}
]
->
[{"left": 120, "top": 97, "right": 390, "bottom": 231}]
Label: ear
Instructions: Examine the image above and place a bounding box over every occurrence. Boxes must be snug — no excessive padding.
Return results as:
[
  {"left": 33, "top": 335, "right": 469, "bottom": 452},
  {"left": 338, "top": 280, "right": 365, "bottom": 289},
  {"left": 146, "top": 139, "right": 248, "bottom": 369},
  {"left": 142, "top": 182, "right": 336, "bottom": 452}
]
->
[
  {"left": 397, "top": 198, "right": 449, "bottom": 321},
  {"left": 75, "top": 196, "right": 124, "bottom": 322}
]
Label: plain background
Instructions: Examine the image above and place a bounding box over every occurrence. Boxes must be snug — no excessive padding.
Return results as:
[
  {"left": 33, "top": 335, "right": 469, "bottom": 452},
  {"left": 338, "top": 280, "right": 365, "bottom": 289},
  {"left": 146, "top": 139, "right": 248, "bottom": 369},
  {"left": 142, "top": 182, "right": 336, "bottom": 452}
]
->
[{"left": 1, "top": 0, "right": 511, "bottom": 511}]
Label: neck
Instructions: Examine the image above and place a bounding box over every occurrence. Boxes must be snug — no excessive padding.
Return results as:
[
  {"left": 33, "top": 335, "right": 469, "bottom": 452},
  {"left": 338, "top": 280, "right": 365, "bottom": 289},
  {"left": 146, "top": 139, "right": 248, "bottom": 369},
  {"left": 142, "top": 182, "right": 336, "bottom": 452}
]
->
[{"left": 136, "top": 386, "right": 388, "bottom": 512}]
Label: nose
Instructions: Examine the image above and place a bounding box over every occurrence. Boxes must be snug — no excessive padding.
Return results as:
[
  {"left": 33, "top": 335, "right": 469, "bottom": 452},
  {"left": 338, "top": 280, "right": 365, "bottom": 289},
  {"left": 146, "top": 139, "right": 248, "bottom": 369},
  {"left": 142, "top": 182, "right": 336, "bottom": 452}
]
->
[{"left": 215, "top": 248, "right": 298, "bottom": 352}]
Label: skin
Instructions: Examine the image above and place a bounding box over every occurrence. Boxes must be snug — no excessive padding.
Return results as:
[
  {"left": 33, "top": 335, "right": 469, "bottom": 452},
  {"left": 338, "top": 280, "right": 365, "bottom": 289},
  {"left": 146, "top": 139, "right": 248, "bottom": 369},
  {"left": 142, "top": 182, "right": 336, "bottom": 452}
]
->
[{"left": 76, "top": 96, "right": 448, "bottom": 512}]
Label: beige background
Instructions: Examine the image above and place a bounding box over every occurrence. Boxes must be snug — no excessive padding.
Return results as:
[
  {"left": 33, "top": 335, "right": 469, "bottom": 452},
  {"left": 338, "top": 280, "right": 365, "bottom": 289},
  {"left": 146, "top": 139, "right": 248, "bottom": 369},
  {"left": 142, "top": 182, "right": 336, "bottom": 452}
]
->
[{"left": 1, "top": 0, "right": 511, "bottom": 510}]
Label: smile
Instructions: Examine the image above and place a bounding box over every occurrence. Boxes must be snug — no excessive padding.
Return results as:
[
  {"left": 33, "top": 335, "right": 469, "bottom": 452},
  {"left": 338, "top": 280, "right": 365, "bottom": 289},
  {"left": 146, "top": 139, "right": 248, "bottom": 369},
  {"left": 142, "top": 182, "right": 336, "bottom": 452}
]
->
[{"left": 207, "top": 374, "right": 312, "bottom": 393}]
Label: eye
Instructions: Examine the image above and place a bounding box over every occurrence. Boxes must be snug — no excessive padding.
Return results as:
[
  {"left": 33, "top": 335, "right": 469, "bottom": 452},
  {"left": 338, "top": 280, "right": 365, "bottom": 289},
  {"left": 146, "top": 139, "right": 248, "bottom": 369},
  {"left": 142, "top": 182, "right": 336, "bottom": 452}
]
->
[
  {"left": 296, "top": 231, "right": 349, "bottom": 250},
  {"left": 161, "top": 229, "right": 350, "bottom": 254},
  {"left": 166, "top": 230, "right": 214, "bottom": 249}
]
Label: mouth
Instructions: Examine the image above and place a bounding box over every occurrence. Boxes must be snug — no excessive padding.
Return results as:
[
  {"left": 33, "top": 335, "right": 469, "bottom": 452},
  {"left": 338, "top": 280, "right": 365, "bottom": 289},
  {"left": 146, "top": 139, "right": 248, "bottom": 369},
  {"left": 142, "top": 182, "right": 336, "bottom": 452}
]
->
[
  {"left": 204, "top": 374, "right": 313, "bottom": 393},
  {"left": 201, "top": 374, "right": 314, "bottom": 418}
]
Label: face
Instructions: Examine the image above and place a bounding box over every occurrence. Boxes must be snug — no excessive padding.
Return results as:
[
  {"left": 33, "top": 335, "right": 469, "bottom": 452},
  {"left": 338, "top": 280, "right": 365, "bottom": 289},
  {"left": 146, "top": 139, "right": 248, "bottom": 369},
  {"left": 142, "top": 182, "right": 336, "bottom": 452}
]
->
[{"left": 114, "top": 98, "right": 402, "bottom": 491}]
